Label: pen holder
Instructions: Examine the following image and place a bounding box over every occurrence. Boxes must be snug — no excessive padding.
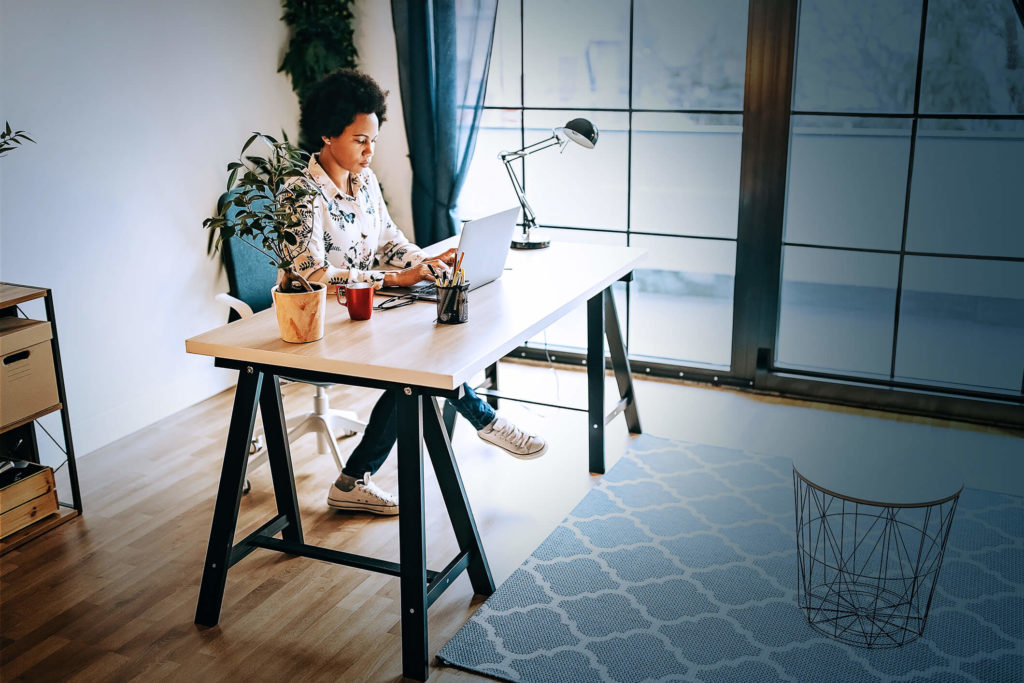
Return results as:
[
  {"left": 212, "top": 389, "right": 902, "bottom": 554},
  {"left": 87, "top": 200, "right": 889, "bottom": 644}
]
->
[{"left": 436, "top": 282, "right": 470, "bottom": 324}]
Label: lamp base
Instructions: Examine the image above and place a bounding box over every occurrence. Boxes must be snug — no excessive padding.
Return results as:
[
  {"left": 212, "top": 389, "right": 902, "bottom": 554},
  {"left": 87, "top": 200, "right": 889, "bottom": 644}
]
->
[{"left": 511, "top": 238, "right": 550, "bottom": 250}]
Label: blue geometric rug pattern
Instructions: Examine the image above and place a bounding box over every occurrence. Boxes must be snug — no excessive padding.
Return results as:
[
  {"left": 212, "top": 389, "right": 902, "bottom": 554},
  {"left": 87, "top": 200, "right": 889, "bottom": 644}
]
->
[{"left": 439, "top": 435, "right": 1023, "bottom": 682}]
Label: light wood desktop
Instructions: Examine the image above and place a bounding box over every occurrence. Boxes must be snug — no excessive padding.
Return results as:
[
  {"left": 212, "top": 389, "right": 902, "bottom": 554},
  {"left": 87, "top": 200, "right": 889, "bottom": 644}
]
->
[
  {"left": 188, "top": 238, "right": 642, "bottom": 391},
  {"left": 185, "top": 240, "right": 645, "bottom": 681}
]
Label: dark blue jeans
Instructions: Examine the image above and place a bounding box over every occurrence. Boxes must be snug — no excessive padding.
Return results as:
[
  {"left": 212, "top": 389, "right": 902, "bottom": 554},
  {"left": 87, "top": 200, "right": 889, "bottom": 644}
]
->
[{"left": 341, "top": 383, "right": 495, "bottom": 479}]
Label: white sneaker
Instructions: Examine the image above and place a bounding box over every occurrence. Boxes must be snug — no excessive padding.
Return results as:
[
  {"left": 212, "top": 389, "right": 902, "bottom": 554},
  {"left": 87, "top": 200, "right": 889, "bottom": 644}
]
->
[
  {"left": 327, "top": 474, "right": 399, "bottom": 515},
  {"left": 477, "top": 416, "right": 547, "bottom": 460}
]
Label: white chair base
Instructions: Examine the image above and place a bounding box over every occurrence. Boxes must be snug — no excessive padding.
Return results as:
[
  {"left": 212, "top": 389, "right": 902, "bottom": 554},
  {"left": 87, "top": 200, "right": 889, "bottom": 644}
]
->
[{"left": 245, "top": 385, "right": 366, "bottom": 484}]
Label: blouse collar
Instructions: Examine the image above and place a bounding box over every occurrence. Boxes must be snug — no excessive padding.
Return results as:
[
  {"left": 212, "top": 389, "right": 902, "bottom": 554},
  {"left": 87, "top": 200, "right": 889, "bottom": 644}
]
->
[{"left": 308, "top": 154, "right": 367, "bottom": 200}]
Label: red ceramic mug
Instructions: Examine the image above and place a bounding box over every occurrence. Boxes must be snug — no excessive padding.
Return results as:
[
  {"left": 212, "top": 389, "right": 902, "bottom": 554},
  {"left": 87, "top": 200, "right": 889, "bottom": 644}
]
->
[{"left": 337, "top": 282, "right": 374, "bottom": 320}]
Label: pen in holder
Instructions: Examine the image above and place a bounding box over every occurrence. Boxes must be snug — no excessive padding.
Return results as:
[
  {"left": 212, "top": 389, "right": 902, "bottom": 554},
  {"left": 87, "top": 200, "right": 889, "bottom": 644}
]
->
[{"left": 436, "top": 281, "right": 470, "bottom": 324}]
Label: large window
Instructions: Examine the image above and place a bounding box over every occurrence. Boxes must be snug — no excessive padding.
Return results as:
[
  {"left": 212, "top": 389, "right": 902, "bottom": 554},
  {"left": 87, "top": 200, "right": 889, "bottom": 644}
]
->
[{"left": 457, "top": 0, "right": 1024, "bottom": 425}]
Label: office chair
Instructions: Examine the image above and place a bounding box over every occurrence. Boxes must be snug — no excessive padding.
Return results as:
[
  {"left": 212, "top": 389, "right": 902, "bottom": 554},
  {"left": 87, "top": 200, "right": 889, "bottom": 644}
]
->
[{"left": 217, "top": 231, "right": 366, "bottom": 485}]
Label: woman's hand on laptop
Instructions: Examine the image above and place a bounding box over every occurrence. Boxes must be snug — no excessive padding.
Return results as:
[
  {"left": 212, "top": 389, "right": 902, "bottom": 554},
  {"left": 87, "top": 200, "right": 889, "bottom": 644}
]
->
[
  {"left": 384, "top": 261, "right": 450, "bottom": 287},
  {"left": 429, "top": 248, "right": 458, "bottom": 266}
]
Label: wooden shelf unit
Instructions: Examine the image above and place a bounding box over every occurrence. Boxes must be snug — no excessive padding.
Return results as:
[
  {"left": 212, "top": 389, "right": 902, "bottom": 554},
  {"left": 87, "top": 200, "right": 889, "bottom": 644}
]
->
[{"left": 1, "top": 282, "right": 82, "bottom": 555}]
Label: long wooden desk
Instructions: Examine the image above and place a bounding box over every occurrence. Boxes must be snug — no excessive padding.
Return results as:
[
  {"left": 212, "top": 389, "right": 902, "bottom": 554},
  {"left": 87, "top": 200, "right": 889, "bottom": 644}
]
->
[{"left": 185, "top": 241, "right": 645, "bottom": 680}]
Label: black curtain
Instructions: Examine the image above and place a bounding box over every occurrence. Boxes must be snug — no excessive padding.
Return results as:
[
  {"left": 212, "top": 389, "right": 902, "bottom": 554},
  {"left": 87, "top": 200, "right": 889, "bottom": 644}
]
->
[{"left": 391, "top": 0, "right": 498, "bottom": 244}]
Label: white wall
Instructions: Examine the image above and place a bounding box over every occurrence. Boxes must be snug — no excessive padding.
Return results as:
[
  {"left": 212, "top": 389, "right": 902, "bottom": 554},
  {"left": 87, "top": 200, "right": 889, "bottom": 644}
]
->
[
  {"left": 352, "top": 0, "right": 414, "bottom": 239},
  {"left": 0, "top": 0, "right": 301, "bottom": 459}
]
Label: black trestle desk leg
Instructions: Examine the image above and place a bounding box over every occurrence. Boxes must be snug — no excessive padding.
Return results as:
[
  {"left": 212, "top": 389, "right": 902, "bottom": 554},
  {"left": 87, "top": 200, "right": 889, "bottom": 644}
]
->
[
  {"left": 442, "top": 399, "right": 457, "bottom": 439},
  {"left": 396, "top": 388, "right": 428, "bottom": 681},
  {"left": 423, "top": 397, "right": 495, "bottom": 595},
  {"left": 484, "top": 362, "right": 499, "bottom": 410},
  {"left": 196, "top": 367, "right": 263, "bottom": 627},
  {"left": 604, "top": 290, "right": 641, "bottom": 434},
  {"left": 587, "top": 291, "right": 606, "bottom": 474},
  {"left": 258, "top": 374, "right": 303, "bottom": 543}
]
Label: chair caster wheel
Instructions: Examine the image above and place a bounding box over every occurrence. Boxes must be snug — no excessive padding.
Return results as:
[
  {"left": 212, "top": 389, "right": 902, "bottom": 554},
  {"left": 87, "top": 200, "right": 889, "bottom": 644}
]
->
[{"left": 243, "top": 479, "right": 252, "bottom": 495}]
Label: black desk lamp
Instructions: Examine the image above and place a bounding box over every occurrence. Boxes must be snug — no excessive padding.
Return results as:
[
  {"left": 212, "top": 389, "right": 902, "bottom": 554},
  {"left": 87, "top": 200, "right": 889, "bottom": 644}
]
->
[{"left": 500, "top": 117, "right": 599, "bottom": 249}]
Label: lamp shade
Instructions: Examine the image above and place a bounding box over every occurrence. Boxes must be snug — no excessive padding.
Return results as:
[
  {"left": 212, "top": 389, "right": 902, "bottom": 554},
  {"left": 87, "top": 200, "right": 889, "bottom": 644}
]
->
[{"left": 557, "top": 118, "right": 599, "bottom": 149}]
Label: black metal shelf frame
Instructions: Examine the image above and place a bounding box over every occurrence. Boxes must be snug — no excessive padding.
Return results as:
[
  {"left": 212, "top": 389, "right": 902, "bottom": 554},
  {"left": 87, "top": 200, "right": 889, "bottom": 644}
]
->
[{"left": 0, "top": 283, "right": 83, "bottom": 517}]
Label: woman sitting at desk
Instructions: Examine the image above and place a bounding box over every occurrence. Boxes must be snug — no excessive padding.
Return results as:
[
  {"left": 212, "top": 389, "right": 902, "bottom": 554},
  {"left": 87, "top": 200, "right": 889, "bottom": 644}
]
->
[{"left": 290, "top": 69, "right": 547, "bottom": 516}]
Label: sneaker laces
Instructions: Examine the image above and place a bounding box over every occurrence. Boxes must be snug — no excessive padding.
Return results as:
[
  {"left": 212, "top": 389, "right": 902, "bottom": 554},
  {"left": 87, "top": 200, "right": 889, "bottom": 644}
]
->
[
  {"left": 491, "top": 419, "right": 533, "bottom": 450},
  {"left": 357, "top": 474, "right": 397, "bottom": 505}
]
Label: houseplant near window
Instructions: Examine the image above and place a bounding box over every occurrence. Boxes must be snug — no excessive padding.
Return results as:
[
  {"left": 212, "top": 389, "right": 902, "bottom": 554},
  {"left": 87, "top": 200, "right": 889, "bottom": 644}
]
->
[{"left": 204, "top": 132, "right": 327, "bottom": 343}]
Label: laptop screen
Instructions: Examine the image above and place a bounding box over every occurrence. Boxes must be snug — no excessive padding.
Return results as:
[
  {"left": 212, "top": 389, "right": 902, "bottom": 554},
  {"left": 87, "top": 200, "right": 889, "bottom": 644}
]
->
[{"left": 379, "top": 206, "right": 520, "bottom": 299}]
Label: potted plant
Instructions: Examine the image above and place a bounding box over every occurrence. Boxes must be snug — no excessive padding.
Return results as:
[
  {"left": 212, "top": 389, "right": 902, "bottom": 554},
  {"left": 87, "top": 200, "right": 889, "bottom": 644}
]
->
[{"left": 204, "top": 132, "right": 327, "bottom": 343}]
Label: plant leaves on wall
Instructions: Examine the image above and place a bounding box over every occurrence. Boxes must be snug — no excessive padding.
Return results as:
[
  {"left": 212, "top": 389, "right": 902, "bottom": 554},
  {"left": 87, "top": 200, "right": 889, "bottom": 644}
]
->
[
  {"left": 279, "top": 0, "right": 358, "bottom": 126},
  {"left": 0, "top": 122, "right": 34, "bottom": 158}
]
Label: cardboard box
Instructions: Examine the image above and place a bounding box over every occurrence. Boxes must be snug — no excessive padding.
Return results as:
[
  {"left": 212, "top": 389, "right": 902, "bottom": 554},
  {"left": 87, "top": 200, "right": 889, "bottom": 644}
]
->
[
  {"left": 0, "top": 462, "right": 58, "bottom": 539},
  {"left": 1, "top": 318, "right": 59, "bottom": 429}
]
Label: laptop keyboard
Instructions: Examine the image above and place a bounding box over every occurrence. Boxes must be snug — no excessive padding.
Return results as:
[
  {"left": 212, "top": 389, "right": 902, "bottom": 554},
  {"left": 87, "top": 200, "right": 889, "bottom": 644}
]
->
[{"left": 409, "top": 282, "right": 437, "bottom": 298}]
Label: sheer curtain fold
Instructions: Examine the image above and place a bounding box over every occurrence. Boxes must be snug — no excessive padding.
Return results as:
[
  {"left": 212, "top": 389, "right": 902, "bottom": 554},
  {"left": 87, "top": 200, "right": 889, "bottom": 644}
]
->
[{"left": 392, "top": 0, "right": 498, "bottom": 244}]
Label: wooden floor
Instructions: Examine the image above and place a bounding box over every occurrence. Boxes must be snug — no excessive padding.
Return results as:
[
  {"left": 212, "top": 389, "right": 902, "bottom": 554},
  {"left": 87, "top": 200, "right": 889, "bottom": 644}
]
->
[{"left": 0, "top": 361, "right": 674, "bottom": 682}]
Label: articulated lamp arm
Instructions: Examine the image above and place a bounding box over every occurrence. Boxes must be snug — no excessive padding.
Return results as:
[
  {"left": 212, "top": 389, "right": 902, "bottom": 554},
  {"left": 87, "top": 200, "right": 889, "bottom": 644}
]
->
[
  {"left": 499, "top": 134, "right": 563, "bottom": 245},
  {"left": 501, "top": 153, "right": 538, "bottom": 231},
  {"left": 496, "top": 119, "right": 596, "bottom": 249}
]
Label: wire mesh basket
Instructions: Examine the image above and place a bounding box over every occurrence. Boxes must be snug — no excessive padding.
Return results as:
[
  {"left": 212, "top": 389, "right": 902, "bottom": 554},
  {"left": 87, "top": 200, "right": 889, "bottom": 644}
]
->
[{"left": 793, "top": 467, "right": 960, "bottom": 648}]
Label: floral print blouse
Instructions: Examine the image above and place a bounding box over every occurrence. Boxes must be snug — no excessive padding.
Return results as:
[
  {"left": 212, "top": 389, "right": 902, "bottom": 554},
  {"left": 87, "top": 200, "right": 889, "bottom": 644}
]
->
[{"left": 292, "top": 155, "right": 426, "bottom": 289}]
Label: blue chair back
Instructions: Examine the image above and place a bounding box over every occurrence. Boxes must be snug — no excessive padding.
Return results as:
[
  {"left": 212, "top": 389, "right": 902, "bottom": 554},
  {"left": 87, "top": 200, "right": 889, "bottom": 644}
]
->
[
  {"left": 222, "top": 236, "right": 277, "bottom": 320},
  {"left": 220, "top": 197, "right": 277, "bottom": 320}
]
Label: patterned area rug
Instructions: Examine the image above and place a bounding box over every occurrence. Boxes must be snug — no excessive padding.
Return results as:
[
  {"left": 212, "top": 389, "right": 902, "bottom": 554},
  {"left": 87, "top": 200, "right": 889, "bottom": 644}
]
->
[{"left": 438, "top": 435, "right": 1023, "bottom": 682}]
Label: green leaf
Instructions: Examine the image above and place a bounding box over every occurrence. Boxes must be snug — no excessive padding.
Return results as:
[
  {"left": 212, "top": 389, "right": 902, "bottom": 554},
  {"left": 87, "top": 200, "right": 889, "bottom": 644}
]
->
[
  {"left": 216, "top": 191, "right": 234, "bottom": 214},
  {"left": 240, "top": 132, "right": 259, "bottom": 156}
]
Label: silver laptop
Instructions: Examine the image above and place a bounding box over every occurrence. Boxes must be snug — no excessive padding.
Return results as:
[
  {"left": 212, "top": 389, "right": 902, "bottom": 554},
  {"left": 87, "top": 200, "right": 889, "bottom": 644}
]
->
[{"left": 380, "top": 206, "right": 520, "bottom": 301}]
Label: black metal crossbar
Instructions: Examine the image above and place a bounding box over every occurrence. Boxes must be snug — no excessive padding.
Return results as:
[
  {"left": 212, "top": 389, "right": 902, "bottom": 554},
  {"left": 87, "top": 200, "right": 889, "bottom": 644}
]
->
[
  {"left": 474, "top": 387, "right": 587, "bottom": 412},
  {"left": 228, "top": 514, "right": 290, "bottom": 567},
  {"left": 426, "top": 551, "right": 472, "bottom": 607},
  {"left": 226, "top": 517, "right": 473, "bottom": 597}
]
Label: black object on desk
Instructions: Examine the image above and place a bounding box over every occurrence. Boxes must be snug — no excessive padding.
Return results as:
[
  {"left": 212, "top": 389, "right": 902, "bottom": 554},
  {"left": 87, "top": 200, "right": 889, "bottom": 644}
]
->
[{"left": 436, "top": 282, "right": 469, "bottom": 324}]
